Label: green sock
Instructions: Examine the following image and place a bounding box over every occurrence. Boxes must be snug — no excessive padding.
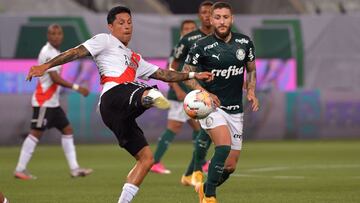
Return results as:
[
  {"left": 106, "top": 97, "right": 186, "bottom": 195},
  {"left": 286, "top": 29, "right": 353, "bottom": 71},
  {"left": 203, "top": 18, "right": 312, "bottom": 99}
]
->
[
  {"left": 194, "top": 129, "right": 211, "bottom": 171},
  {"left": 184, "top": 130, "right": 199, "bottom": 176},
  {"left": 154, "top": 129, "right": 176, "bottom": 163},
  {"left": 205, "top": 145, "right": 231, "bottom": 197},
  {"left": 184, "top": 151, "right": 195, "bottom": 176},
  {"left": 192, "top": 130, "right": 199, "bottom": 146},
  {"left": 217, "top": 169, "right": 232, "bottom": 186}
]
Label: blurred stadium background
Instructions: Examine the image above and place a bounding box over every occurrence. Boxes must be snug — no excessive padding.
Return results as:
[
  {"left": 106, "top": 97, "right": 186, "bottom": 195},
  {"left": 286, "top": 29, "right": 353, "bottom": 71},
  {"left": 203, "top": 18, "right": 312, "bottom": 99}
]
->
[{"left": 0, "top": 0, "right": 359, "bottom": 202}]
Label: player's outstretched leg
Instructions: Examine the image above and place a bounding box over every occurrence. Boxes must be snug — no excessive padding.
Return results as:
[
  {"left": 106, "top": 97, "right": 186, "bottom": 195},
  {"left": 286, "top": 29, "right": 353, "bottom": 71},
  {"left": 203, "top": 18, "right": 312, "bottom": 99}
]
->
[
  {"left": 14, "top": 133, "right": 39, "bottom": 180},
  {"left": 118, "top": 146, "right": 154, "bottom": 203}
]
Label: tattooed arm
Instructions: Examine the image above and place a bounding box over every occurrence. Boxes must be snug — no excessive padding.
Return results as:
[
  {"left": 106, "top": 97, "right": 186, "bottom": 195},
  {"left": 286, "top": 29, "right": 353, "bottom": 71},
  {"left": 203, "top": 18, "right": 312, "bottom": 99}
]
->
[
  {"left": 181, "top": 64, "right": 207, "bottom": 91},
  {"left": 182, "top": 64, "right": 221, "bottom": 106},
  {"left": 150, "top": 67, "right": 213, "bottom": 83},
  {"left": 26, "top": 45, "right": 90, "bottom": 81},
  {"left": 246, "top": 60, "right": 259, "bottom": 111}
]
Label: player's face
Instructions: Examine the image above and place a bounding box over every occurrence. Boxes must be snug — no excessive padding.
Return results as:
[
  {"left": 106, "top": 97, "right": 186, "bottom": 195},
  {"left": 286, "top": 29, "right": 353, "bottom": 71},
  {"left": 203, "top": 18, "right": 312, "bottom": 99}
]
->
[
  {"left": 47, "top": 27, "right": 63, "bottom": 49},
  {"left": 211, "top": 8, "right": 233, "bottom": 39},
  {"left": 181, "top": 22, "right": 197, "bottom": 36},
  {"left": 198, "top": 5, "right": 212, "bottom": 27},
  {"left": 108, "top": 12, "right": 133, "bottom": 46}
]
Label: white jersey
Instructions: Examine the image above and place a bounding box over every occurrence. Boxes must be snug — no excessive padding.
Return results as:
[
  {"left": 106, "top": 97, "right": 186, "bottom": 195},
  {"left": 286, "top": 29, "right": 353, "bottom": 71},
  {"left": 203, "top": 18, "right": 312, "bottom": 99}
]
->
[
  {"left": 82, "top": 33, "right": 159, "bottom": 97},
  {"left": 31, "top": 42, "right": 62, "bottom": 107}
]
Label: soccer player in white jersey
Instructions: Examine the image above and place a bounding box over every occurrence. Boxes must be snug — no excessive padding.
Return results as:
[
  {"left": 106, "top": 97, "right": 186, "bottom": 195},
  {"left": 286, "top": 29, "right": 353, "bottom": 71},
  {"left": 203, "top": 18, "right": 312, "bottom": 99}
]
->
[
  {"left": 26, "top": 7, "right": 214, "bottom": 203},
  {"left": 14, "top": 24, "right": 93, "bottom": 180}
]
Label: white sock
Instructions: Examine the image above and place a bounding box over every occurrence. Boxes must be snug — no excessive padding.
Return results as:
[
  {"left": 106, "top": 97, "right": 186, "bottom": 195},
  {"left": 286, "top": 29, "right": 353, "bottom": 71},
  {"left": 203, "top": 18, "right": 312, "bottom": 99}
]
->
[
  {"left": 118, "top": 183, "right": 139, "bottom": 203},
  {"left": 61, "top": 135, "right": 79, "bottom": 170},
  {"left": 15, "top": 134, "right": 38, "bottom": 172}
]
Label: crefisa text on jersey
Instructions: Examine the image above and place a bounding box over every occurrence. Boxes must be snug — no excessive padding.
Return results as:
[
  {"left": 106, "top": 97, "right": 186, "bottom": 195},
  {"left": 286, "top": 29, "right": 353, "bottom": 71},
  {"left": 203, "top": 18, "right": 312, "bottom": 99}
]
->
[{"left": 211, "top": 65, "right": 243, "bottom": 79}]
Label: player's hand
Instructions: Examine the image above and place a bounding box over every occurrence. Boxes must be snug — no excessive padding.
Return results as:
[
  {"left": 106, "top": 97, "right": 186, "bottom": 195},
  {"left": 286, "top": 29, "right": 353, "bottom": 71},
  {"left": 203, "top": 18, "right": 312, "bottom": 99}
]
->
[
  {"left": 247, "top": 91, "right": 259, "bottom": 111},
  {"left": 78, "top": 86, "right": 89, "bottom": 97},
  {"left": 26, "top": 64, "right": 50, "bottom": 81},
  {"left": 195, "top": 72, "right": 214, "bottom": 82},
  {"left": 209, "top": 92, "right": 221, "bottom": 107}
]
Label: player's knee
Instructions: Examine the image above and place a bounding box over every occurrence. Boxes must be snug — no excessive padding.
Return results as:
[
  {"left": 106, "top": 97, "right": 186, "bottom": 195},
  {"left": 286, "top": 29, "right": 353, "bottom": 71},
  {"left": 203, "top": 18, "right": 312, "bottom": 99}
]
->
[{"left": 139, "top": 153, "right": 154, "bottom": 169}]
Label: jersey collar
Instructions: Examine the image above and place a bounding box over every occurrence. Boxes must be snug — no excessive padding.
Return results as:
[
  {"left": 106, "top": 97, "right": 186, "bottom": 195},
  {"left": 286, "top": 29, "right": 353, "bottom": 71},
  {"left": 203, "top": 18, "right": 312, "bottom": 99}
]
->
[{"left": 109, "top": 34, "right": 128, "bottom": 50}]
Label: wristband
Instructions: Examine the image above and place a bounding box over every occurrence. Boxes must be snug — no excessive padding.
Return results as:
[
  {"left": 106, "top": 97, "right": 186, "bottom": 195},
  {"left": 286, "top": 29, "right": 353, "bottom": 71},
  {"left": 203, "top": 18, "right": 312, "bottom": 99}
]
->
[
  {"left": 72, "top": 83, "right": 80, "bottom": 91},
  {"left": 189, "top": 72, "right": 195, "bottom": 79}
]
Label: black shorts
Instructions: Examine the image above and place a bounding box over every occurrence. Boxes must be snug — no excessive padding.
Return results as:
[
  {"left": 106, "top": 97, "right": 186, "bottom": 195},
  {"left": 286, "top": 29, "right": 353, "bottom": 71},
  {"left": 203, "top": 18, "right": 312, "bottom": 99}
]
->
[
  {"left": 100, "top": 82, "right": 153, "bottom": 156},
  {"left": 31, "top": 106, "right": 70, "bottom": 131}
]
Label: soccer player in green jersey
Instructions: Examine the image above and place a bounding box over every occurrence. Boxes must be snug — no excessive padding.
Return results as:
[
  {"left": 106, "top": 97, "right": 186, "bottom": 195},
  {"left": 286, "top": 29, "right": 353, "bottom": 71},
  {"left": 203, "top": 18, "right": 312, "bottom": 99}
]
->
[
  {"left": 151, "top": 1, "right": 214, "bottom": 186},
  {"left": 150, "top": 20, "right": 197, "bottom": 174},
  {"left": 183, "top": 2, "right": 259, "bottom": 203}
]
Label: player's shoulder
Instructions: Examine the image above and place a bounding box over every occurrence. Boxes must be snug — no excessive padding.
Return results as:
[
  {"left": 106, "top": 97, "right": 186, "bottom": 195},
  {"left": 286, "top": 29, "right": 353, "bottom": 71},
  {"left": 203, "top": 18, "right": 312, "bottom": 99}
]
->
[
  {"left": 232, "top": 32, "right": 253, "bottom": 44},
  {"left": 89, "top": 33, "right": 111, "bottom": 42},
  {"left": 39, "top": 43, "right": 58, "bottom": 59}
]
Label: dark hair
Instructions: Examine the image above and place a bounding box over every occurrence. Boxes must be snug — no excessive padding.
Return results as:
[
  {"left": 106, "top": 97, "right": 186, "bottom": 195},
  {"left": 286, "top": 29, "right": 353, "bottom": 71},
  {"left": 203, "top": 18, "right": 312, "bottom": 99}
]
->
[
  {"left": 107, "top": 6, "right": 131, "bottom": 24},
  {"left": 180, "top": 20, "right": 196, "bottom": 31},
  {"left": 199, "top": 1, "right": 213, "bottom": 11},
  {"left": 211, "top": 1, "right": 232, "bottom": 13}
]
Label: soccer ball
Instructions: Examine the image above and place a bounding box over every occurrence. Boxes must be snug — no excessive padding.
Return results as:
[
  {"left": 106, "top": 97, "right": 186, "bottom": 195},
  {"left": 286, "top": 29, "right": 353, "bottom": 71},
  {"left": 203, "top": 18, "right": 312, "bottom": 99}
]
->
[{"left": 183, "top": 90, "right": 215, "bottom": 119}]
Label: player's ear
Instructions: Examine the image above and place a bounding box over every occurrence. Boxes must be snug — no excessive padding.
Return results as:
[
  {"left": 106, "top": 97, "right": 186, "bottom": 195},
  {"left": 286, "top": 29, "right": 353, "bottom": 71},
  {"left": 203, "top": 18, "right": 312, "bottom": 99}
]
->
[{"left": 108, "top": 24, "right": 113, "bottom": 32}]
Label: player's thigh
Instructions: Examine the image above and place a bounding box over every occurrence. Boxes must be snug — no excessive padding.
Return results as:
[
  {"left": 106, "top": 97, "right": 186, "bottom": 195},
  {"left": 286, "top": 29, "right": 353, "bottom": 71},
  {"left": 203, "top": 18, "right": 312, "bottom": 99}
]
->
[
  {"left": 167, "top": 119, "right": 184, "bottom": 134},
  {"left": 207, "top": 125, "right": 231, "bottom": 146},
  {"left": 199, "top": 110, "right": 231, "bottom": 146},
  {"left": 226, "top": 113, "right": 244, "bottom": 150},
  {"left": 187, "top": 118, "right": 201, "bottom": 131}
]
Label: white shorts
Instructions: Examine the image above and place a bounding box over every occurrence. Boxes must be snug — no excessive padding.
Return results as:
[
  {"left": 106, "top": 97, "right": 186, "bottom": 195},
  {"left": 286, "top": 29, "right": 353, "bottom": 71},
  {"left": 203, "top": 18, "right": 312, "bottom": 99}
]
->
[
  {"left": 167, "top": 100, "right": 190, "bottom": 122},
  {"left": 199, "top": 108, "right": 244, "bottom": 150}
]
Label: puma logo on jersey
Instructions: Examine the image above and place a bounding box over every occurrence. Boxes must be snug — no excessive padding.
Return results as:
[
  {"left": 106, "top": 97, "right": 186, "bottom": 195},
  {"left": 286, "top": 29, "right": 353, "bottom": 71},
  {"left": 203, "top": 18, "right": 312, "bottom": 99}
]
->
[
  {"left": 211, "top": 54, "right": 220, "bottom": 60},
  {"left": 211, "top": 65, "right": 243, "bottom": 79}
]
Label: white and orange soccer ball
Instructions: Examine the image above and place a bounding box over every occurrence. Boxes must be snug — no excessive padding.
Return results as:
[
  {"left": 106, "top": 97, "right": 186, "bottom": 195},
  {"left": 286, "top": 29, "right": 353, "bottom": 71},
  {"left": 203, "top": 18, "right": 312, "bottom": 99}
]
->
[{"left": 183, "top": 90, "right": 215, "bottom": 119}]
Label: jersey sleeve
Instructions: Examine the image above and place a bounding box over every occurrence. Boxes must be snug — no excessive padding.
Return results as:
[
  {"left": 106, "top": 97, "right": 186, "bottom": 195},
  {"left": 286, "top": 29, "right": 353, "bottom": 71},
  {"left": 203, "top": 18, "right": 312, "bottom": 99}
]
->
[
  {"left": 246, "top": 39, "right": 256, "bottom": 62},
  {"left": 184, "top": 42, "right": 203, "bottom": 69},
  {"left": 136, "top": 56, "right": 159, "bottom": 80},
  {"left": 173, "top": 37, "right": 189, "bottom": 61},
  {"left": 82, "top": 34, "right": 109, "bottom": 57}
]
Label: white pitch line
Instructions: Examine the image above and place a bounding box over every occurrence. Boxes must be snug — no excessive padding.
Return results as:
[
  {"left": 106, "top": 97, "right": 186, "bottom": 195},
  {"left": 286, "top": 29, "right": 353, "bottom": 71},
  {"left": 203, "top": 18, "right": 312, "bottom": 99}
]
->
[
  {"left": 245, "top": 164, "right": 360, "bottom": 173},
  {"left": 233, "top": 174, "right": 305, "bottom": 180}
]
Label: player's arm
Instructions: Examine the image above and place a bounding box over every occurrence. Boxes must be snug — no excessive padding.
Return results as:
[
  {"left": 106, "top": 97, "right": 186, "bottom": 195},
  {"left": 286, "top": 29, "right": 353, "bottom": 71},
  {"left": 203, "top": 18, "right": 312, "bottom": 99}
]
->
[
  {"left": 182, "top": 64, "right": 221, "bottom": 107},
  {"left": 26, "top": 45, "right": 90, "bottom": 81},
  {"left": 245, "top": 60, "right": 259, "bottom": 111},
  {"left": 149, "top": 68, "right": 213, "bottom": 83},
  {"left": 168, "top": 59, "right": 187, "bottom": 100},
  {"left": 48, "top": 71, "right": 89, "bottom": 97}
]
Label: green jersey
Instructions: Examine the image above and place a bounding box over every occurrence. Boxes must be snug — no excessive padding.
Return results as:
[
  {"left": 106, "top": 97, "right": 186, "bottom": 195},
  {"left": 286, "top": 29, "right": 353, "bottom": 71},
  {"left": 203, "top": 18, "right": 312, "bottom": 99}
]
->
[
  {"left": 167, "top": 29, "right": 207, "bottom": 101},
  {"left": 185, "top": 32, "right": 256, "bottom": 114}
]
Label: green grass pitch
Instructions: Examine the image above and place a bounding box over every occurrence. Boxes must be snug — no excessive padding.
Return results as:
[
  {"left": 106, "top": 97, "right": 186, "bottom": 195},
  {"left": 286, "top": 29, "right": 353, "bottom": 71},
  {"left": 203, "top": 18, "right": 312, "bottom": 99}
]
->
[{"left": 1, "top": 140, "right": 360, "bottom": 202}]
